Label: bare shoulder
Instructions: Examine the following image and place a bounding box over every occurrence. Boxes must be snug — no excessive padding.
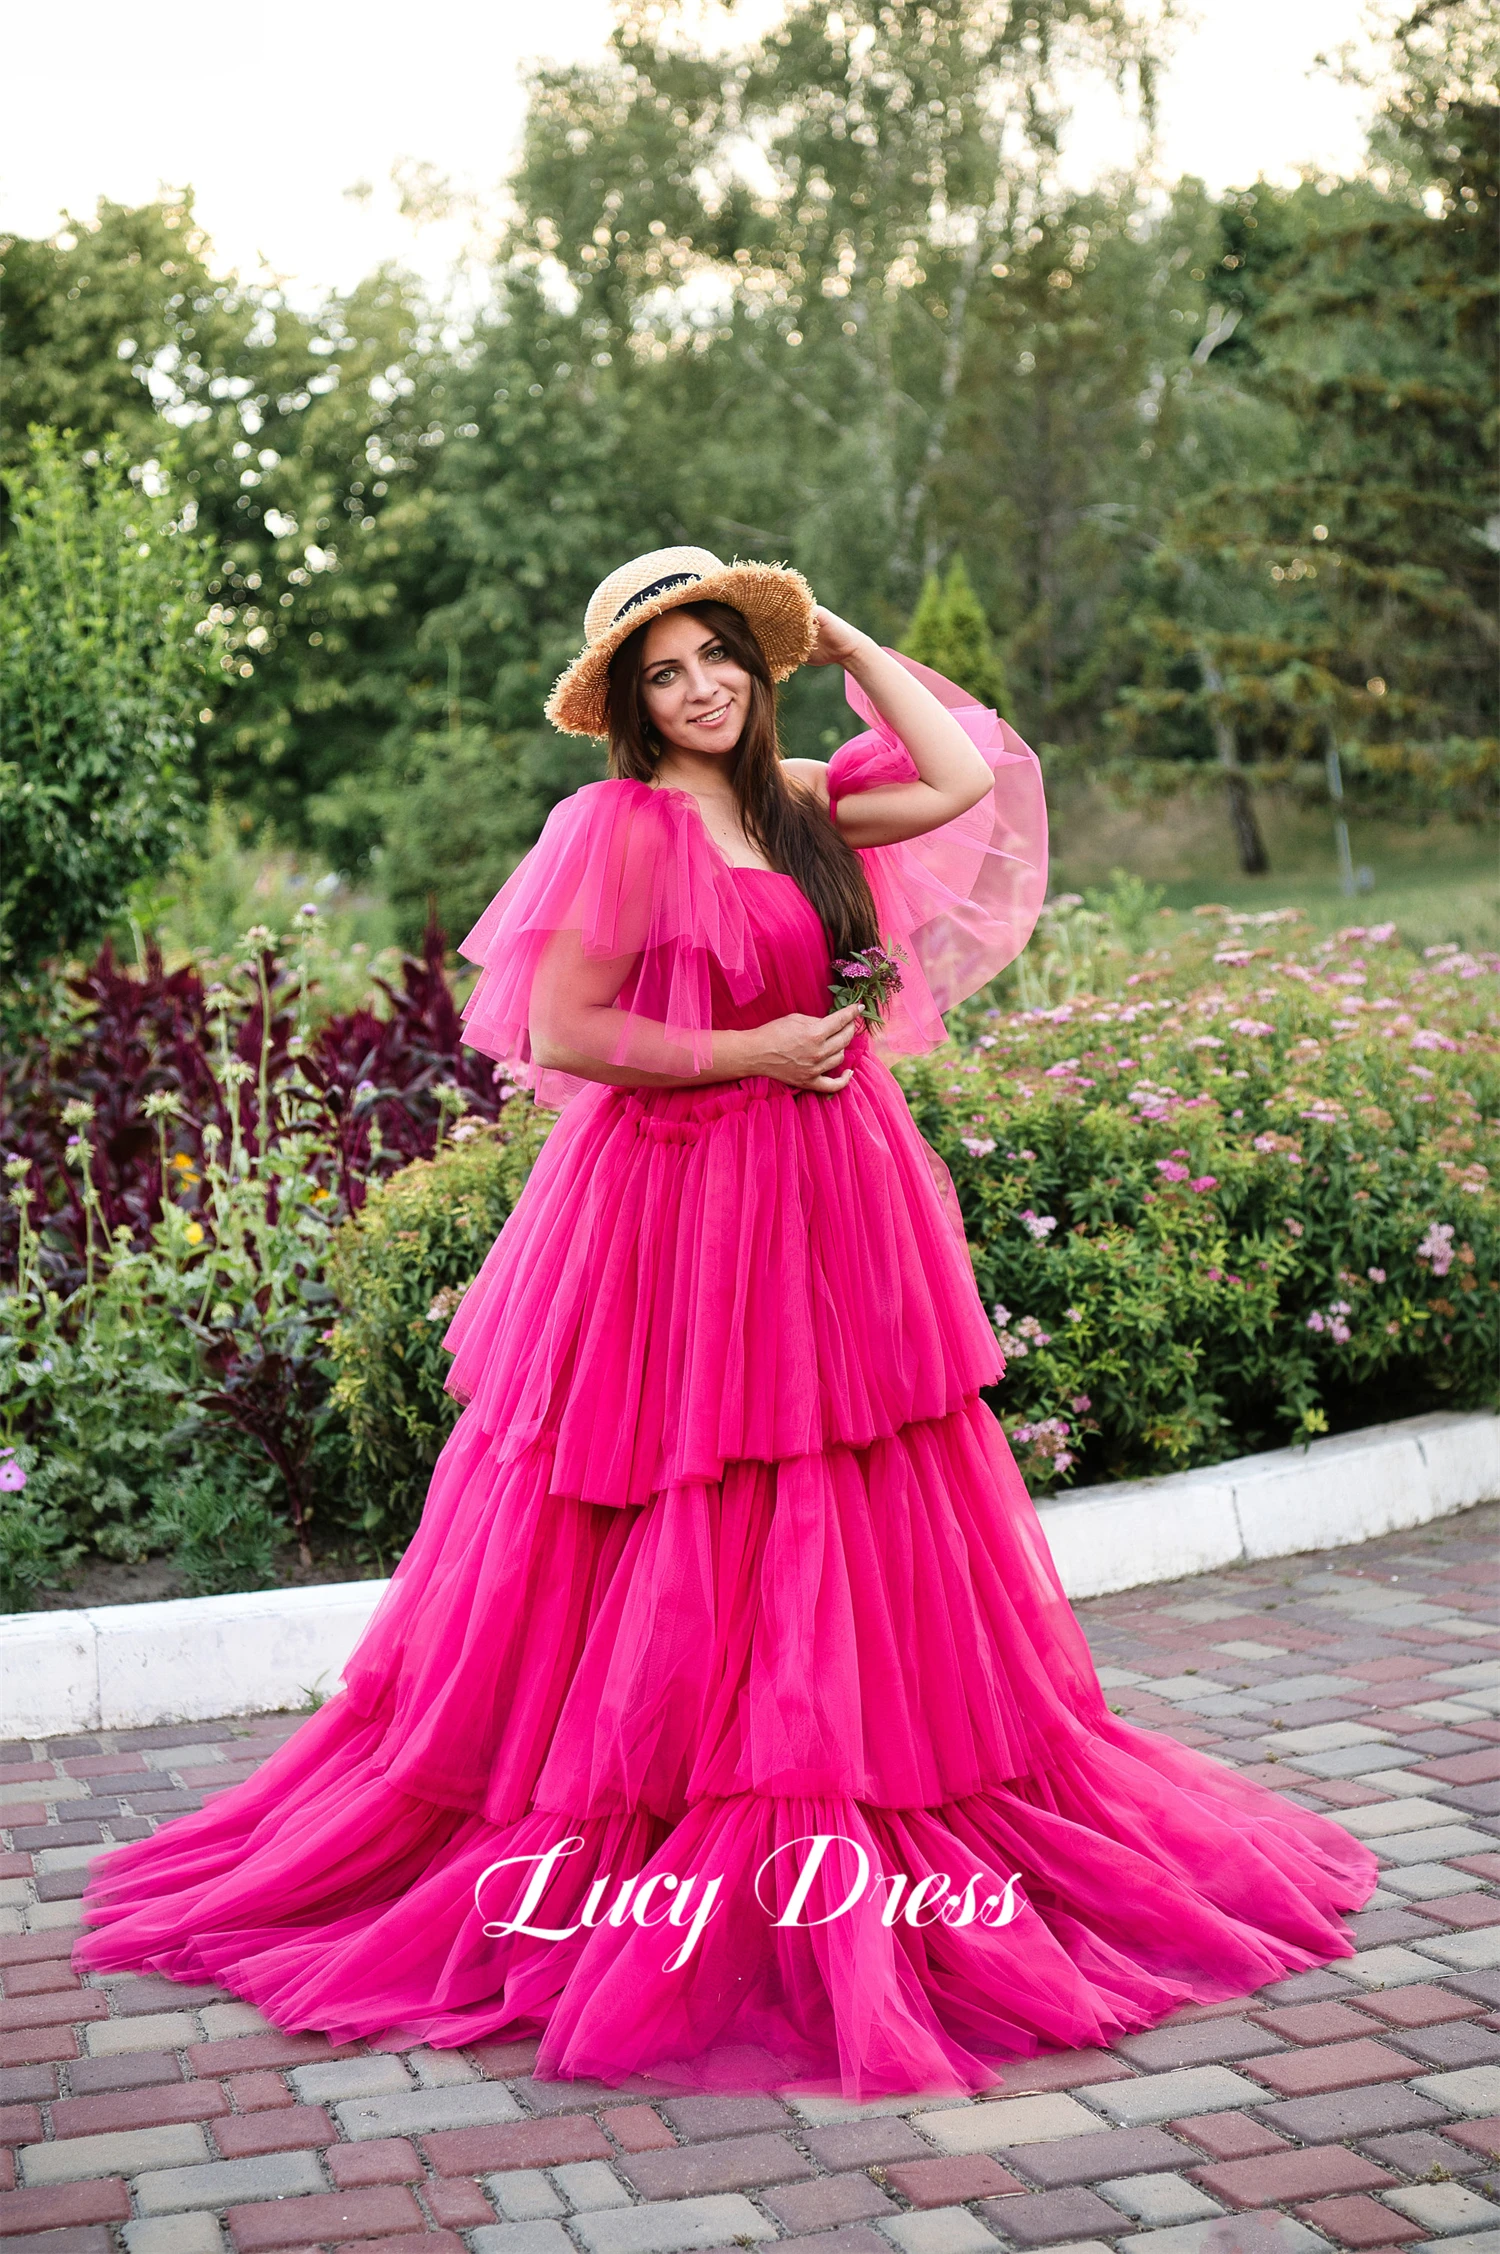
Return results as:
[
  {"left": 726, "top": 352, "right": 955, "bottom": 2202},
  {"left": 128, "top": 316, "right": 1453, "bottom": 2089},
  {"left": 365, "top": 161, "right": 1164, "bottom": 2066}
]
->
[{"left": 780, "top": 757, "right": 831, "bottom": 809}]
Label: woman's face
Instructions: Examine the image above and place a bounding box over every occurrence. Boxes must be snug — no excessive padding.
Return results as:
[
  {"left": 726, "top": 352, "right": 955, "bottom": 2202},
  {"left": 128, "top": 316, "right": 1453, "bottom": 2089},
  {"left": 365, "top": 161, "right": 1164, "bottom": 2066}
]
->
[{"left": 638, "top": 611, "right": 752, "bottom": 758}]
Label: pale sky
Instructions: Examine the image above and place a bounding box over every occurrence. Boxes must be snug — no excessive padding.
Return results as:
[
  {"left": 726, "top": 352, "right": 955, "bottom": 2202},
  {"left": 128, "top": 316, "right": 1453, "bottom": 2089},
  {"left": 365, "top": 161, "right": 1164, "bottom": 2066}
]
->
[{"left": 11, "top": 0, "right": 1381, "bottom": 303}]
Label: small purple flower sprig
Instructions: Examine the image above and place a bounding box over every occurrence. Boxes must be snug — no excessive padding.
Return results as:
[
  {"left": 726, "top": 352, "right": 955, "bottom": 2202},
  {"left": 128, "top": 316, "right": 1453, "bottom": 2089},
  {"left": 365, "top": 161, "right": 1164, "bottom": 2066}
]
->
[{"left": 830, "top": 942, "right": 907, "bottom": 1027}]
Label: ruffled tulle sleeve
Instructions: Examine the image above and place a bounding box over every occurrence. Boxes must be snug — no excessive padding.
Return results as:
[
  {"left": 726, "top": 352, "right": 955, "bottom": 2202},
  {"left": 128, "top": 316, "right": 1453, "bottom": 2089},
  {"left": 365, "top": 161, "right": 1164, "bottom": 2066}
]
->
[
  {"left": 457, "top": 779, "right": 764, "bottom": 1110},
  {"left": 826, "top": 653, "right": 1048, "bottom": 1053}
]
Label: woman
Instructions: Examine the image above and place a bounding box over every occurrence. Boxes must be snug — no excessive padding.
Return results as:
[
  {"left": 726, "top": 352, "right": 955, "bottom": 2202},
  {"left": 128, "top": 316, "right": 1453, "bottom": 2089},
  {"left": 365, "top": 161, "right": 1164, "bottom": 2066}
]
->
[{"left": 79, "top": 546, "right": 1376, "bottom": 2099}]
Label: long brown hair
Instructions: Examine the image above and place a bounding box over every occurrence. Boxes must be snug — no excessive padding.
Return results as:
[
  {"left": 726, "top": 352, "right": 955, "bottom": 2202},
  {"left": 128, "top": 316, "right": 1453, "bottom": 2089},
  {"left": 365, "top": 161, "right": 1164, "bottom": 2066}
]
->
[{"left": 605, "top": 599, "right": 880, "bottom": 962}]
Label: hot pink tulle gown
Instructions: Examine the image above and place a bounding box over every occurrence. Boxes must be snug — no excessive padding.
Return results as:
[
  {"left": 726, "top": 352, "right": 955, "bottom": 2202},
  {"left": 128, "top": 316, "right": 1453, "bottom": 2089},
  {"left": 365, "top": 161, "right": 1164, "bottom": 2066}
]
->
[{"left": 78, "top": 658, "right": 1376, "bottom": 2098}]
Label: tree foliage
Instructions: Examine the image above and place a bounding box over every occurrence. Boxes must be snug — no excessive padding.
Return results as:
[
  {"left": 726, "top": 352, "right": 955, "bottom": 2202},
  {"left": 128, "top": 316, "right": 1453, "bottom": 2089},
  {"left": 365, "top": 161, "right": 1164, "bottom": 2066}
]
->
[
  {"left": 3, "top": 0, "right": 1492, "bottom": 920},
  {"left": 0, "top": 432, "right": 208, "bottom": 970}
]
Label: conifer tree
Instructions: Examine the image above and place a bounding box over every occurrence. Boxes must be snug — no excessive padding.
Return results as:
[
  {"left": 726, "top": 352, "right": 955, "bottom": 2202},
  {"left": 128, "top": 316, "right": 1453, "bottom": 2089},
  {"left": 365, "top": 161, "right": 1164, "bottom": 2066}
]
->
[{"left": 902, "top": 557, "right": 1008, "bottom": 711}]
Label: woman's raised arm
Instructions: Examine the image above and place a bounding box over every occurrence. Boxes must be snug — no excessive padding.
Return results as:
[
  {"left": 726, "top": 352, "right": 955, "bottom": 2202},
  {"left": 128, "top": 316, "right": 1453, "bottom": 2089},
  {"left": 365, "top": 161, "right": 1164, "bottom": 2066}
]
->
[{"left": 786, "top": 606, "right": 994, "bottom": 848}]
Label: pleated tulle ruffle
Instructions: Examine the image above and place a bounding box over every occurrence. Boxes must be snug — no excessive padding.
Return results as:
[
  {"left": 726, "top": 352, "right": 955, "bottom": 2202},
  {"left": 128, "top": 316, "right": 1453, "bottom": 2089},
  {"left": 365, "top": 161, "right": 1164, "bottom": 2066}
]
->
[{"left": 442, "top": 1055, "right": 999, "bottom": 1510}]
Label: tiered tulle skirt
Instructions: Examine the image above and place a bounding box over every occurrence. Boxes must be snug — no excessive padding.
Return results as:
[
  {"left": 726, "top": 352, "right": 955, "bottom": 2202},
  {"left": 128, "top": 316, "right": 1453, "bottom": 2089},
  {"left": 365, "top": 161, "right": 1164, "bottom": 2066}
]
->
[{"left": 78, "top": 1062, "right": 1377, "bottom": 2097}]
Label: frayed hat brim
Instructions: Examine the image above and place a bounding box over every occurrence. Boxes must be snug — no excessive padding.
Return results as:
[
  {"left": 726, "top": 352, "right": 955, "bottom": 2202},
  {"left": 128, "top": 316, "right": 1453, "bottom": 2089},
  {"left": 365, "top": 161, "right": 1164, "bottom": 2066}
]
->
[{"left": 545, "top": 560, "right": 817, "bottom": 738}]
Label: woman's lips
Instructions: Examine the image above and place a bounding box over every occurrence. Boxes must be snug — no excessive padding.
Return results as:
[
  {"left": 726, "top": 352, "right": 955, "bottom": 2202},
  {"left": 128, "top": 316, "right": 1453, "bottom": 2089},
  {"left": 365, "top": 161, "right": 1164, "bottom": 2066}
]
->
[{"left": 689, "top": 703, "right": 733, "bottom": 729}]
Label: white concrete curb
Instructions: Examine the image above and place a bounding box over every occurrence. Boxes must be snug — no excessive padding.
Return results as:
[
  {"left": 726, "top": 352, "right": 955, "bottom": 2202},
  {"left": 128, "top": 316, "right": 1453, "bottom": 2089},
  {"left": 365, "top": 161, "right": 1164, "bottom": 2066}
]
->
[
  {"left": 2, "top": 1410, "right": 1494, "bottom": 1738},
  {"left": 1035, "top": 1407, "right": 1498, "bottom": 1601}
]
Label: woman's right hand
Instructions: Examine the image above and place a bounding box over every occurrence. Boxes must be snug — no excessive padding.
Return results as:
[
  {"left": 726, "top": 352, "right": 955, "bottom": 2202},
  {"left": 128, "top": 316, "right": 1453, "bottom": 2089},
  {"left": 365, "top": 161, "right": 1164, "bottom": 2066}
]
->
[{"left": 745, "top": 1004, "right": 864, "bottom": 1093}]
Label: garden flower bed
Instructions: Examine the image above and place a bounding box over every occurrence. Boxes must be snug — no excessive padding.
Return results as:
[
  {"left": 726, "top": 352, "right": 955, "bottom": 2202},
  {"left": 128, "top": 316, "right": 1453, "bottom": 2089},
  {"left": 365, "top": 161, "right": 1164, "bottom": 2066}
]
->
[{"left": 2, "top": 900, "right": 1496, "bottom": 1610}]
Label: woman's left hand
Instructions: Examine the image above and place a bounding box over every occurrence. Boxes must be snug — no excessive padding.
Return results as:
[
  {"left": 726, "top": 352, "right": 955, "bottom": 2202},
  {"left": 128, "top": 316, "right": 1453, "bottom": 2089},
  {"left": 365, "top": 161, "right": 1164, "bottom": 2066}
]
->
[{"left": 805, "top": 605, "right": 873, "bottom": 669}]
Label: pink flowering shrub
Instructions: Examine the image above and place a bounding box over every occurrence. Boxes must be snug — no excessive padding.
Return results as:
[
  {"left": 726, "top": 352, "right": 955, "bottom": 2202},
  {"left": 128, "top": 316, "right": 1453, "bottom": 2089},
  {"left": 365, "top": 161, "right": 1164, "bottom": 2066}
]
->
[{"left": 903, "top": 916, "right": 1498, "bottom": 1488}]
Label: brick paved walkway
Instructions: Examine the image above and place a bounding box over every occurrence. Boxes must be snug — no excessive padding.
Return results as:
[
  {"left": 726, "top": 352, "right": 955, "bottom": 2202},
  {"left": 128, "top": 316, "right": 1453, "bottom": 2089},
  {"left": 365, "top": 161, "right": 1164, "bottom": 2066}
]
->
[{"left": 4, "top": 1504, "right": 1498, "bottom": 2254}]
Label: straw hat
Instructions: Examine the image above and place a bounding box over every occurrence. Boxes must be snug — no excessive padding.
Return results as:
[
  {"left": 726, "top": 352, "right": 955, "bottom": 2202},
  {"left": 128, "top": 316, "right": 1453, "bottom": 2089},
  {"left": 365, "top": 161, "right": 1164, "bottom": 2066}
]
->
[{"left": 545, "top": 545, "right": 818, "bottom": 738}]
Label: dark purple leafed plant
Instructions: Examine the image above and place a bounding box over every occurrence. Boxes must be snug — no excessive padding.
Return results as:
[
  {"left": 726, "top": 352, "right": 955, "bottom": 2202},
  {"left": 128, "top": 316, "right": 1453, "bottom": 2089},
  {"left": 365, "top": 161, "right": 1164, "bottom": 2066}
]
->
[{"left": 1, "top": 916, "right": 502, "bottom": 1294}]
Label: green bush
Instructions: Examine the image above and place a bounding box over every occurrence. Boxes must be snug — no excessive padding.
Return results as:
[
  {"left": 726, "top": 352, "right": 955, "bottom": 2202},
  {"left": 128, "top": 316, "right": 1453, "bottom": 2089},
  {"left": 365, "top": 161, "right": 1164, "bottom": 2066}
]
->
[
  {"left": 901, "top": 917, "right": 1498, "bottom": 1488},
  {"left": 326, "top": 1107, "right": 555, "bottom": 1556},
  {"left": 0, "top": 430, "right": 212, "bottom": 972}
]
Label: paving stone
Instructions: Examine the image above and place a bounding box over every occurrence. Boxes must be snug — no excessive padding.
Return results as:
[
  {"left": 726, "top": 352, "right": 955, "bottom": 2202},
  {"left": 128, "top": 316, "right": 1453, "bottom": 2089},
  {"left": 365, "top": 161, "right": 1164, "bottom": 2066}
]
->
[
  {"left": 427, "top": 2176, "right": 499, "bottom": 2227},
  {"left": 618, "top": 2129, "right": 814, "bottom": 2199},
  {"left": 285, "top": 2058, "right": 412, "bottom": 2104},
  {"left": 1410, "top": 2069, "right": 1500, "bottom": 2116},
  {"left": 422, "top": 2116, "right": 612, "bottom": 2176},
  {"left": 1248, "top": 2003, "right": 1382, "bottom": 2045},
  {"left": 131, "top": 2153, "right": 327, "bottom": 2215},
  {"left": 1358, "top": 2131, "right": 1486, "bottom": 2177},
  {"left": 920, "top": 2096, "right": 1101, "bottom": 2153},
  {"left": 186, "top": 2035, "right": 352, "bottom": 2077},
  {"left": 569, "top": 2192, "right": 780, "bottom": 2253},
  {"left": 0, "top": 2226, "right": 117, "bottom": 2254},
  {"left": 762, "top": 2174, "right": 898, "bottom": 2230},
  {"left": 486, "top": 2170, "right": 565, "bottom": 2221},
  {"left": 984, "top": 2050, "right": 1134, "bottom": 2094},
  {"left": 20, "top": 2125, "right": 211, "bottom": 2184},
  {"left": 787, "top": 2095, "right": 972, "bottom": 2127},
  {"left": 1260, "top": 1724, "right": 1395, "bottom": 1757},
  {"left": 977, "top": 2187, "right": 1123, "bottom": 2244},
  {"left": 1406, "top": 2234, "right": 1500, "bottom": 2254},
  {"left": 123, "top": 2217, "right": 226, "bottom": 2254},
  {"left": 1115, "top": 2216, "right": 1326, "bottom": 2254},
  {"left": 213, "top": 2105, "right": 336, "bottom": 2158},
  {"left": 225, "top": 2185, "right": 425, "bottom": 2249},
  {"left": 1343, "top": 1949, "right": 1468, "bottom": 1990},
  {"left": 1360, "top": 1987, "right": 1484, "bottom": 2028},
  {"left": 1376, "top": 1829, "right": 1497, "bottom": 1865},
  {"left": 600, "top": 2104, "right": 677, "bottom": 2153},
  {"left": 550, "top": 2161, "right": 632, "bottom": 2212},
  {"left": 1442, "top": 2121, "right": 1500, "bottom": 2160},
  {"left": 1393, "top": 2023, "right": 1500, "bottom": 2070},
  {"left": 0, "top": 2180, "right": 132, "bottom": 2233},
  {"left": 1253, "top": 2086, "right": 1453, "bottom": 2141},
  {"left": 803, "top": 2120, "right": 938, "bottom": 2171},
  {"left": 333, "top": 2083, "right": 523, "bottom": 2140},
  {"left": 1167, "top": 2113, "right": 1292, "bottom": 2161},
  {"left": 82, "top": 2014, "right": 201, "bottom": 2058},
  {"left": 325, "top": 2139, "right": 423, "bottom": 2187},
  {"left": 197, "top": 2004, "right": 273, "bottom": 2040},
  {"left": 877, "top": 2210, "right": 1002, "bottom": 2254},
  {"left": 1446, "top": 1972, "right": 1500, "bottom": 2010},
  {"left": 1189, "top": 2148, "right": 1399, "bottom": 2208},
  {"left": 407, "top": 2046, "right": 478, "bottom": 2087},
  {"left": 1114, "top": 2021, "right": 1286, "bottom": 2071},
  {"left": 1293, "top": 2192, "right": 1422, "bottom": 2246},
  {"left": 1353, "top": 1911, "right": 1452, "bottom": 1949},
  {"left": 65, "top": 2052, "right": 184, "bottom": 2095},
  {"left": 1384, "top": 2188, "right": 1500, "bottom": 2235},
  {"left": 774, "top": 2229, "right": 894, "bottom": 2254},
  {"left": 50, "top": 2085, "right": 229, "bottom": 2139},
  {"left": 1093, "top": 2175, "right": 1224, "bottom": 2225},
  {"left": 1419, "top": 1895, "right": 1500, "bottom": 1930},
  {"left": 1243, "top": 2038, "right": 1423, "bottom": 2096},
  {"left": 1420, "top": 1935, "right": 1500, "bottom": 1974},
  {"left": 1080, "top": 2069, "right": 1268, "bottom": 2125},
  {"left": 470, "top": 2228, "right": 576, "bottom": 2254},
  {"left": 995, "top": 2129, "right": 1203, "bottom": 2187},
  {"left": 882, "top": 2157, "right": 1026, "bottom": 2207},
  {"left": 1344, "top": 1801, "right": 1473, "bottom": 1840},
  {"left": 658, "top": 2093, "right": 791, "bottom": 2139}
]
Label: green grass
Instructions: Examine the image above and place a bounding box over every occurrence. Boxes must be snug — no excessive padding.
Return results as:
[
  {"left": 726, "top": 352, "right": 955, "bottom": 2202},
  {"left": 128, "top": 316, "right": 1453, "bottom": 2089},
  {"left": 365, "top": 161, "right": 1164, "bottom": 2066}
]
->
[{"left": 1050, "top": 782, "right": 1498, "bottom": 952}]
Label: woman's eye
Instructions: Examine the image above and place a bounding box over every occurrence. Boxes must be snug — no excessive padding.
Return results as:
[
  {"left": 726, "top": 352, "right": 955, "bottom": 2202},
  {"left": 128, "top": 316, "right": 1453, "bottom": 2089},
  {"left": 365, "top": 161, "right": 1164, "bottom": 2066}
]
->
[{"left": 705, "top": 645, "right": 727, "bottom": 661}]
